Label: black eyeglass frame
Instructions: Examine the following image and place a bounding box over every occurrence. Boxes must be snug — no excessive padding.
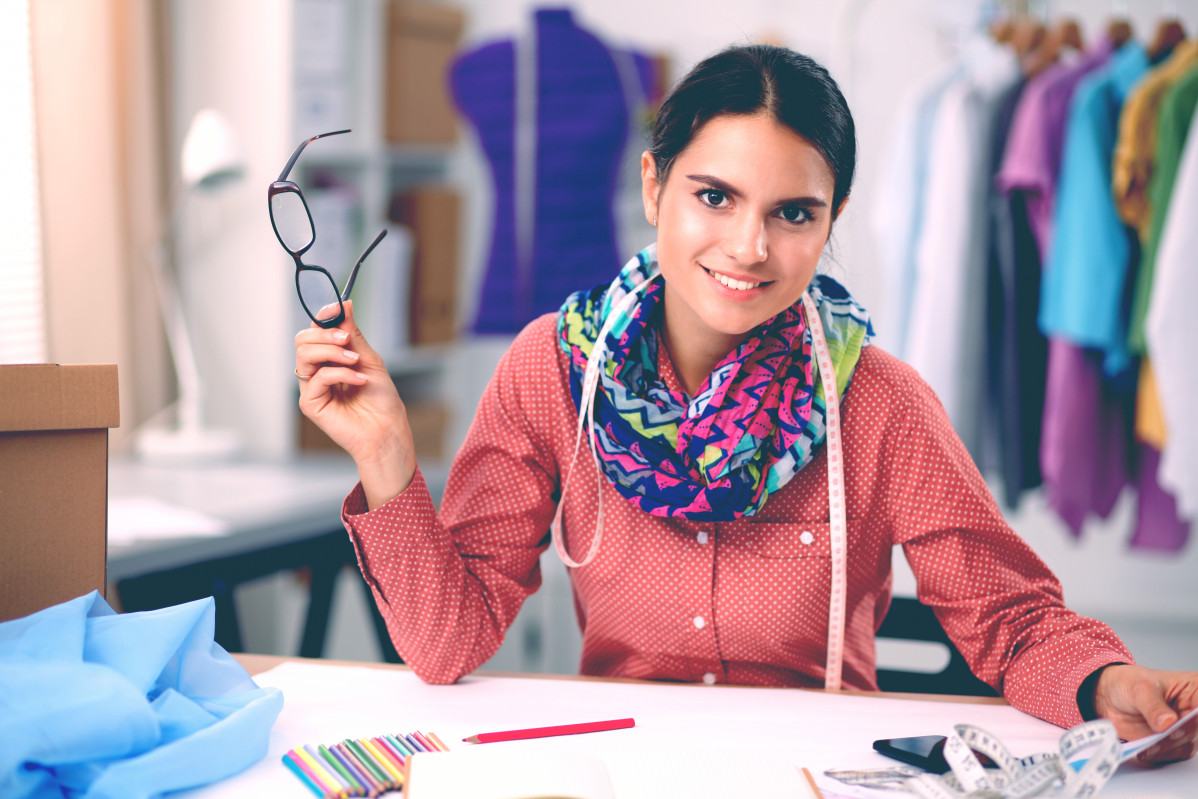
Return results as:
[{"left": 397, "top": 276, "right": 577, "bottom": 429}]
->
[{"left": 268, "top": 129, "right": 386, "bottom": 329}]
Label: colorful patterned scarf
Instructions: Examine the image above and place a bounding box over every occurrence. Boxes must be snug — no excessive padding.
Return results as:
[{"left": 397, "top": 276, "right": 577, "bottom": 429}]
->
[{"left": 557, "top": 244, "right": 873, "bottom": 521}]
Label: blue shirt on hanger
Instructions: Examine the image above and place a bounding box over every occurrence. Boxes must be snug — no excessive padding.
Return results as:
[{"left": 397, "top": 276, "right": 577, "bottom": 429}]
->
[{"left": 1040, "top": 42, "right": 1149, "bottom": 379}]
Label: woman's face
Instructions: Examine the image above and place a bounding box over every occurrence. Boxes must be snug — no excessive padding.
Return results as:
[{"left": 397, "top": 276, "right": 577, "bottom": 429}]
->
[{"left": 641, "top": 112, "right": 842, "bottom": 352}]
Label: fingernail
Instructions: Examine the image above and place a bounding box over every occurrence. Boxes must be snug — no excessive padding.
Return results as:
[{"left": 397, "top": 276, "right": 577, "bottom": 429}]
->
[
  {"left": 1157, "top": 713, "right": 1176, "bottom": 730},
  {"left": 345, "top": 350, "right": 359, "bottom": 362},
  {"left": 333, "top": 329, "right": 349, "bottom": 342}
]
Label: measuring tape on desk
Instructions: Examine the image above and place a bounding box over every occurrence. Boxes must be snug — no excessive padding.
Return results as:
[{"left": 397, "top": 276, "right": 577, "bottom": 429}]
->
[
  {"left": 801, "top": 292, "right": 848, "bottom": 692},
  {"left": 826, "top": 719, "right": 1123, "bottom": 798}
]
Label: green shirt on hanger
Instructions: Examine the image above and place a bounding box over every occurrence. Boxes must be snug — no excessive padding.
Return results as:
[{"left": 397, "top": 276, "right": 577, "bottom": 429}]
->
[{"left": 1131, "top": 61, "right": 1198, "bottom": 353}]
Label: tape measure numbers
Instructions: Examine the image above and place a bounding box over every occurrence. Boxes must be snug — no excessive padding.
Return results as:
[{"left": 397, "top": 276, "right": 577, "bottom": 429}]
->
[{"left": 802, "top": 293, "right": 848, "bottom": 692}]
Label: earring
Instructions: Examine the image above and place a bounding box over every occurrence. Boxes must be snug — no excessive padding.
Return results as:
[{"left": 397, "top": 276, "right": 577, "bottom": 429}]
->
[{"left": 652, "top": 216, "right": 657, "bottom": 227}]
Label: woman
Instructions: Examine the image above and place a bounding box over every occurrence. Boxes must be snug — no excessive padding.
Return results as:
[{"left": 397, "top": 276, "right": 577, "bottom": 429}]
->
[{"left": 294, "top": 44, "right": 1196, "bottom": 760}]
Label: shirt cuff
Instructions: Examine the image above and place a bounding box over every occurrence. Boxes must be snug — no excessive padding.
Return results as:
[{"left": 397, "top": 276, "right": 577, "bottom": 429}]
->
[{"left": 1076, "top": 661, "right": 1130, "bottom": 722}]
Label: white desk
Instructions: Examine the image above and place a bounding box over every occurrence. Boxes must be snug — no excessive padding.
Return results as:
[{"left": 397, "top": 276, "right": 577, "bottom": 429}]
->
[
  {"left": 178, "top": 655, "right": 1196, "bottom": 798},
  {"left": 106, "top": 457, "right": 446, "bottom": 659}
]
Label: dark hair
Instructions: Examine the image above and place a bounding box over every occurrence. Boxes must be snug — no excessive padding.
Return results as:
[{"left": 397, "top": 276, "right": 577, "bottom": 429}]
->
[{"left": 649, "top": 44, "right": 856, "bottom": 219}]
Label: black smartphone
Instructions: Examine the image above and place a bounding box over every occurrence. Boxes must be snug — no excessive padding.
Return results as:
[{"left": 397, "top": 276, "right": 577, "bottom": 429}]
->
[{"left": 872, "top": 735, "right": 995, "bottom": 774}]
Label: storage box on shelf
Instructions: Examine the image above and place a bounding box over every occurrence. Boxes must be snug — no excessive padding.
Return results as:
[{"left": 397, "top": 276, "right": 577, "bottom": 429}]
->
[{"left": 384, "top": 1, "right": 466, "bottom": 145}]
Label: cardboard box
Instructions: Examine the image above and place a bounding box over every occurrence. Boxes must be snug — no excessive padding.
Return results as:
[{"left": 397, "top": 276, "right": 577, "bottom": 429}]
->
[
  {"left": 383, "top": 1, "right": 466, "bottom": 144},
  {"left": 389, "top": 187, "right": 460, "bottom": 345},
  {"left": 0, "top": 364, "right": 119, "bottom": 623}
]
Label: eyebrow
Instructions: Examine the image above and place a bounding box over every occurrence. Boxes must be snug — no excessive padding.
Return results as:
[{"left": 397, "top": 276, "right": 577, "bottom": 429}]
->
[{"left": 684, "top": 173, "right": 829, "bottom": 208}]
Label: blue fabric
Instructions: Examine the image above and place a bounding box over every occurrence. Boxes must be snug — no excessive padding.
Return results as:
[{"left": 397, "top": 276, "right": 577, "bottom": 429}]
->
[
  {"left": 1040, "top": 42, "right": 1149, "bottom": 378},
  {"left": 0, "top": 592, "right": 283, "bottom": 799}
]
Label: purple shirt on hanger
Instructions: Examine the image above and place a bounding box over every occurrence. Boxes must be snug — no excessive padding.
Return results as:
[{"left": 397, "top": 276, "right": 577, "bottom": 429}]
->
[
  {"left": 1038, "top": 339, "right": 1129, "bottom": 536},
  {"left": 997, "top": 41, "right": 1128, "bottom": 538},
  {"left": 996, "top": 38, "right": 1114, "bottom": 258}
]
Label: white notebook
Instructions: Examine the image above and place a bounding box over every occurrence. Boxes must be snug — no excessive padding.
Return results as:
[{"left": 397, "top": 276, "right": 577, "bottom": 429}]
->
[{"left": 403, "top": 744, "right": 823, "bottom": 799}]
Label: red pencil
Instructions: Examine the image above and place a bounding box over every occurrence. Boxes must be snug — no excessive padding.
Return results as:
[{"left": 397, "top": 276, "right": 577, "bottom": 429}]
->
[{"left": 462, "top": 717, "right": 635, "bottom": 744}]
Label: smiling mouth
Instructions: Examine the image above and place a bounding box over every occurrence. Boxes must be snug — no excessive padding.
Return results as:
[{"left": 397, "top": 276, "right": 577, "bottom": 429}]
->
[{"left": 703, "top": 267, "right": 770, "bottom": 291}]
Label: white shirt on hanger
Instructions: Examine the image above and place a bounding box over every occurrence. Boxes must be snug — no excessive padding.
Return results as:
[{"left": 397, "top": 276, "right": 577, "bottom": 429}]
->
[
  {"left": 1145, "top": 102, "right": 1198, "bottom": 523},
  {"left": 906, "top": 36, "right": 1019, "bottom": 459}
]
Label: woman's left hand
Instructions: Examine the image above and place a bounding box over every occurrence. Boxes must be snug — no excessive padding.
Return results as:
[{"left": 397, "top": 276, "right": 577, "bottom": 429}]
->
[{"left": 1093, "top": 664, "right": 1198, "bottom": 764}]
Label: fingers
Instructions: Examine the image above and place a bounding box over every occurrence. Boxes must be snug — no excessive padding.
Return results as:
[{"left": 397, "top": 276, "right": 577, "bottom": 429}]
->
[
  {"left": 1131, "top": 677, "right": 1180, "bottom": 733},
  {"left": 302, "top": 364, "right": 368, "bottom": 398},
  {"left": 295, "top": 323, "right": 358, "bottom": 380}
]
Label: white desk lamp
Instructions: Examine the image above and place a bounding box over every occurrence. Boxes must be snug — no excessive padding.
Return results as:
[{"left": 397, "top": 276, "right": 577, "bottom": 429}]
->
[{"left": 136, "top": 109, "right": 244, "bottom": 464}]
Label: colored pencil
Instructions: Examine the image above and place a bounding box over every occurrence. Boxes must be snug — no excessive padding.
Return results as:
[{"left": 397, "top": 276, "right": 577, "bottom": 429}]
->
[
  {"left": 346, "top": 738, "right": 393, "bottom": 789},
  {"left": 385, "top": 733, "right": 412, "bottom": 758},
  {"left": 425, "top": 730, "right": 451, "bottom": 752},
  {"left": 375, "top": 735, "right": 407, "bottom": 766},
  {"left": 412, "top": 730, "right": 437, "bottom": 752},
  {"left": 314, "top": 744, "right": 360, "bottom": 796},
  {"left": 335, "top": 742, "right": 384, "bottom": 796},
  {"left": 326, "top": 744, "right": 370, "bottom": 797},
  {"left": 404, "top": 732, "right": 430, "bottom": 753},
  {"left": 285, "top": 750, "right": 336, "bottom": 797},
  {"left": 801, "top": 766, "right": 825, "bottom": 798},
  {"left": 282, "top": 752, "right": 327, "bottom": 798},
  {"left": 307, "top": 744, "right": 352, "bottom": 796},
  {"left": 363, "top": 737, "right": 404, "bottom": 783},
  {"left": 295, "top": 746, "right": 346, "bottom": 798},
  {"left": 462, "top": 717, "right": 636, "bottom": 744}
]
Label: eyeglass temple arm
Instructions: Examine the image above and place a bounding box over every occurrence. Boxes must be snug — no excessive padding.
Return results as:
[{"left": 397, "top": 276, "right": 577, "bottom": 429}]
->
[
  {"left": 341, "top": 228, "right": 388, "bottom": 302},
  {"left": 276, "top": 129, "right": 352, "bottom": 181}
]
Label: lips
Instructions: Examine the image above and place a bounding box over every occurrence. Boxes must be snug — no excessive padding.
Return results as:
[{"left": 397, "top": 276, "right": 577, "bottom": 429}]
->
[{"left": 703, "top": 266, "right": 771, "bottom": 291}]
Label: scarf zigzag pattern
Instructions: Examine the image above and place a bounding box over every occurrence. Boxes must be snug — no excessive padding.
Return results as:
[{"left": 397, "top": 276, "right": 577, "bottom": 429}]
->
[{"left": 558, "top": 244, "right": 872, "bottom": 521}]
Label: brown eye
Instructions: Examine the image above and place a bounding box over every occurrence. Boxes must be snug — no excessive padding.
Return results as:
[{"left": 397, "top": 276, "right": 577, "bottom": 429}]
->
[
  {"left": 779, "top": 205, "right": 812, "bottom": 224},
  {"left": 698, "top": 189, "right": 727, "bottom": 207}
]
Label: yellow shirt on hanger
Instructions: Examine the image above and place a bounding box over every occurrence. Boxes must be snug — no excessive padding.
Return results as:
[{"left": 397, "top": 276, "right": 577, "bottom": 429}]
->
[{"left": 1112, "top": 39, "right": 1198, "bottom": 237}]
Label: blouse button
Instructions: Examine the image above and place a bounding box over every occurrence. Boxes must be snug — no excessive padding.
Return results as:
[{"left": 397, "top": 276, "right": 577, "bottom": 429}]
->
[
  {"left": 799, "top": 530, "right": 815, "bottom": 545},
  {"left": 702, "top": 672, "right": 717, "bottom": 685},
  {"left": 696, "top": 531, "right": 709, "bottom": 545},
  {"left": 693, "top": 615, "right": 706, "bottom": 629}
]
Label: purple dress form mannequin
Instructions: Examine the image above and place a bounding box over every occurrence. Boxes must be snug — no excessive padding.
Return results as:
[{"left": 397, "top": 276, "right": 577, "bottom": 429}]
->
[{"left": 451, "top": 8, "right": 656, "bottom": 333}]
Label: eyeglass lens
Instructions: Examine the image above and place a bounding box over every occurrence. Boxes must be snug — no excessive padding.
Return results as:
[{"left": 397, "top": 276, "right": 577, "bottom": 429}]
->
[
  {"left": 297, "top": 269, "right": 342, "bottom": 324},
  {"left": 271, "top": 189, "right": 314, "bottom": 254}
]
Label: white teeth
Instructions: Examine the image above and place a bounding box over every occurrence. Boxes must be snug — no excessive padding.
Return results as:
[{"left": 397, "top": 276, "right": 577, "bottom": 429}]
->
[{"left": 709, "top": 269, "right": 762, "bottom": 291}]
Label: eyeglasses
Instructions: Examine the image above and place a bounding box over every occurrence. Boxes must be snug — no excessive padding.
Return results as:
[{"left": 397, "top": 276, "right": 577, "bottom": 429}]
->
[{"left": 268, "top": 129, "right": 386, "bottom": 329}]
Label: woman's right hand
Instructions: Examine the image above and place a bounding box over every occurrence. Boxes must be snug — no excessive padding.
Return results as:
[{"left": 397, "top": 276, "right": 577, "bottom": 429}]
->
[{"left": 294, "top": 301, "right": 416, "bottom": 508}]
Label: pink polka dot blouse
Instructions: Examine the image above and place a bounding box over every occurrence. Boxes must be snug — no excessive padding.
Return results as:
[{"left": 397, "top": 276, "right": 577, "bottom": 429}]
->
[{"left": 341, "top": 314, "right": 1133, "bottom": 729}]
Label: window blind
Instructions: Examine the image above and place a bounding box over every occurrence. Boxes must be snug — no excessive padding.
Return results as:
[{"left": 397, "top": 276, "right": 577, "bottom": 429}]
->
[{"left": 0, "top": 0, "right": 47, "bottom": 364}]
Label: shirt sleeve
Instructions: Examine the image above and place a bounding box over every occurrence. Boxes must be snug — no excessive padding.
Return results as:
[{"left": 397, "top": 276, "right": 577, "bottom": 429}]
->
[
  {"left": 339, "top": 316, "right": 564, "bottom": 684},
  {"left": 879, "top": 360, "right": 1134, "bottom": 729}
]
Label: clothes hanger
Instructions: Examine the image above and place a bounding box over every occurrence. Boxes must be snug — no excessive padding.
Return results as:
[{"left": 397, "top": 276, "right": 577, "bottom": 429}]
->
[
  {"left": 1148, "top": 17, "right": 1187, "bottom": 61},
  {"left": 1009, "top": 16, "right": 1047, "bottom": 58},
  {"left": 991, "top": 17, "right": 1015, "bottom": 46},
  {"left": 1021, "top": 18, "right": 1085, "bottom": 77}
]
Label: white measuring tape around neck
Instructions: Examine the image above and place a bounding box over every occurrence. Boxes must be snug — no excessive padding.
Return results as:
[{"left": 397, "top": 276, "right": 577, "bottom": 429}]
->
[
  {"left": 553, "top": 286, "right": 850, "bottom": 694},
  {"left": 801, "top": 292, "right": 848, "bottom": 693}
]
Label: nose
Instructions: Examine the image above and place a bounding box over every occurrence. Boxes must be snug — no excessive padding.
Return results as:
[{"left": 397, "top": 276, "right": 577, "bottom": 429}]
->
[{"left": 722, "top": 212, "right": 767, "bottom": 266}]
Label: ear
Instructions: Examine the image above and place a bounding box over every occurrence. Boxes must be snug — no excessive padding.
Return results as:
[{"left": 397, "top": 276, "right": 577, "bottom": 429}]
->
[
  {"left": 641, "top": 151, "right": 661, "bottom": 227},
  {"left": 833, "top": 194, "right": 850, "bottom": 222}
]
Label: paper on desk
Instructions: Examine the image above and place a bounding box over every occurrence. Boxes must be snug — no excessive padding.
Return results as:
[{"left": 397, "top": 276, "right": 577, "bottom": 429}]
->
[
  {"left": 107, "top": 496, "right": 230, "bottom": 545},
  {"left": 181, "top": 662, "right": 1198, "bottom": 799}
]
